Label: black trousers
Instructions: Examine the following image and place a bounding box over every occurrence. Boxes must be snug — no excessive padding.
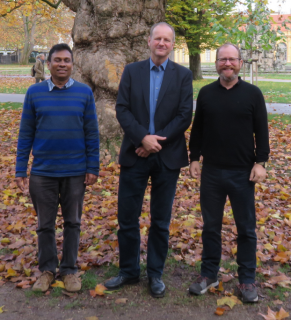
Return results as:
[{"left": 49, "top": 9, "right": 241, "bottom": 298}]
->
[
  {"left": 118, "top": 153, "right": 180, "bottom": 278},
  {"left": 29, "top": 175, "right": 86, "bottom": 275},
  {"left": 200, "top": 165, "right": 257, "bottom": 284}
]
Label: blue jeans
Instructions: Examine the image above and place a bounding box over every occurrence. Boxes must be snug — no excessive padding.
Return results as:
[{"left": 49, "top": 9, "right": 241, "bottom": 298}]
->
[
  {"left": 118, "top": 153, "right": 180, "bottom": 278},
  {"left": 29, "top": 175, "right": 86, "bottom": 275},
  {"left": 200, "top": 165, "right": 257, "bottom": 284}
]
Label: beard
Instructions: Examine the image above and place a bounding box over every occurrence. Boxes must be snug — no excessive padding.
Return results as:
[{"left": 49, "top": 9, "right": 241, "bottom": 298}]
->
[{"left": 218, "top": 68, "right": 239, "bottom": 82}]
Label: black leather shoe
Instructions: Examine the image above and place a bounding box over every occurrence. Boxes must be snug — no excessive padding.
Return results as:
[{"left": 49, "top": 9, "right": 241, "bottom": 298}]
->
[
  {"left": 104, "top": 275, "right": 139, "bottom": 290},
  {"left": 148, "top": 277, "right": 165, "bottom": 298}
]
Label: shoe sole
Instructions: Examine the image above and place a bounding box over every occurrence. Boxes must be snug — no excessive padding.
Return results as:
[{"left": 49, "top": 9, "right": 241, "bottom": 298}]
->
[
  {"left": 150, "top": 289, "right": 165, "bottom": 298},
  {"left": 242, "top": 296, "right": 258, "bottom": 303},
  {"left": 189, "top": 280, "right": 219, "bottom": 295},
  {"left": 105, "top": 278, "right": 140, "bottom": 290}
]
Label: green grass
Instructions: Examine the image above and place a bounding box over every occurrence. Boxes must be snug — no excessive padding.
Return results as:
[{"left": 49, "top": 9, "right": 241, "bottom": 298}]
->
[
  {"left": 192, "top": 79, "right": 291, "bottom": 103},
  {"left": 266, "top": 286, "right": 291, "bottom": 301},
  {"left": 220, "top": 260, "right": 238, "bottom": 273},
  {"left": 0, "top": 64, "right": 49, "bottom": 76},
  {"left": 81, "top": 270, "right": 99, "bottom": 290},
  {"left": 51, "top": 287, "right": 63, "bottom": 297},
  {"left": 103, "top": 264, "right": 119, "bottom": 279},
  {"left": 258, "top": 73, "right": 291, "bottom": 80},
  {"left": 64, "top": 300, "right": 82, "bottom": 309},
  {"left": 268, "top": 114, "right": 291, "bottom": 124},
  {"left": 0, "top": 102, "right": 23, "bottom": 110},
  {"left": 0, "top": 248, "right": 13, "bottom": 255},
  {"left": 24, "top": 290, "right": 44, "bottom": 298}
]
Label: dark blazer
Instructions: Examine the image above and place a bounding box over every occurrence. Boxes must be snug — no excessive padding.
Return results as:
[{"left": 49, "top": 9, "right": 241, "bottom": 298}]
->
[{"left": 116, "top": 58, "right": 193, "bottom": 170}]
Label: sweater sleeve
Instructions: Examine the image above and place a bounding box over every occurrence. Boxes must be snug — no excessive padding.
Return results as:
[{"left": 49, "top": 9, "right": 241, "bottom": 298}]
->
[
  {"left": 253, "top": 89, "right": 270, "bottom": 162},
  {"left": 15, "top": 90, "right": 36, "bottom": 177},
  {"left": 189, "top": 90, "right": 204, "bottom": 162},
  {"left": 84, "top": 89, "right": 100, "bottom": 176}
]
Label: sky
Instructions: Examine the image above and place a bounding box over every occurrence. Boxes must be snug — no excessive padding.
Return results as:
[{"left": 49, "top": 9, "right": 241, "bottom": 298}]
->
[{"left": 268, "top": 0, "right": 291, "bottom": 14}]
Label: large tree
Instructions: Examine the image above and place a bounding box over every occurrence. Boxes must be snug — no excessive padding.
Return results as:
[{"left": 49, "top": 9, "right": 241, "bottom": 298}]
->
[
  {"left": 2, "top": 0, "right": 166, "bottom": 155},
  {"left": 166, "top": 0, "right": 236, "bottom": 80}
]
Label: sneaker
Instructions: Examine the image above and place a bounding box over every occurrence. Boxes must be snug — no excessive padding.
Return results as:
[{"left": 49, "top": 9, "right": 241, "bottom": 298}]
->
[
  {"left": 63, "top": 274, "right": 81, "bottom": 292},
  {"left": 237, "top": 283, "right": 258, "bottom": 302},
  {"left": 32, "top": 271, "right": 54, "bottom": 292},
  {"left": 189, "top": 276, "right": 219, "bottom": 295}
]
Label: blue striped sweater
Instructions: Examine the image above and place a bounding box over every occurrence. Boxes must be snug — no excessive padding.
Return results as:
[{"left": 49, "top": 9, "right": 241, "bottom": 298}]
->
[{"left": 16, "top": 80, "right": 100, "bottom": 177}]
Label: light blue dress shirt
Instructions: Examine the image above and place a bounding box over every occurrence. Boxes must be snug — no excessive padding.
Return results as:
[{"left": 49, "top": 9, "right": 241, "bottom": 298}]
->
[
  {"left": 149, "top": 58, "right": 168, "bottom": 134},
  {"left": 47, "top": 77, "right": 74, "bottom": 91}
]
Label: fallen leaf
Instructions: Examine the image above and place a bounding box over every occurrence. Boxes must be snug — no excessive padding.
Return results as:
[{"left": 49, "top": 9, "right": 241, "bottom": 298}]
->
[
  {"left": 94, "top": 284, "right": 107, "bottom": 296},
  {"left": 273, "top": 299, "right": 283, "bottom": 305},
  {"left": 51, "top": 281, "right": 65, "bottom": 289},
  {"left": 115, "top": 298, "right": 128, "bottom": 304},
  {"left": 0, "top": 306, "right": 4, "bottom": 313},
  {"left": 259, "top": 307, "right": 289, "bottom": 320},
  {"left": 215, "top": 307, "right": 225, "bottom": 316},
  {"left": 217, "top": 295, "right": 242, "bottom": 309}
]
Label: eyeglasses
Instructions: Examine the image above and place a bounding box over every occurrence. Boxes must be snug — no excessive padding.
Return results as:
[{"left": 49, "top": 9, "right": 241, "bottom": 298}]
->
[{"left": 216, "top": 58, "right": 241, "bottom": 64}]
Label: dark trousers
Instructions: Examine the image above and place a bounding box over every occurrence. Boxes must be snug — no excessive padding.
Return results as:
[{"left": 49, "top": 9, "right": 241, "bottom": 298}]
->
[
  {"left": 29, "top": 175, "right": 86, "bottom": 275},
  {"left": 200, "top": 165, "right": 257, "bottom": 284},
  {"left": 118, "top": 153, "right": 180, "bottom": 278}
]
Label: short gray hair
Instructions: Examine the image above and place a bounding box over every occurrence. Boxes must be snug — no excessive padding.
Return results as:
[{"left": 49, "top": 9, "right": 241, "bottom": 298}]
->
[
  {"left": 216, "top": 43, "right": 241, "bottom": 60},
  {"left": 150, "top": 22, "right": 175, "bottom": 42}
]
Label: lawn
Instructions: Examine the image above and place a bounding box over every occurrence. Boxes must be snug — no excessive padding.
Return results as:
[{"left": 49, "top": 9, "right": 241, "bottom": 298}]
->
[
  {"left": 0, "top": 102, "right": 23, "bottom": 110},
  {"left": 0, "top": 64, "right": 49, "bottom": 76},
  {"left": 0, "top": 76, "right": 290, "bottom": 104},
  {"left": 192, "top": 79, "right": 291, "bottom": 103}
]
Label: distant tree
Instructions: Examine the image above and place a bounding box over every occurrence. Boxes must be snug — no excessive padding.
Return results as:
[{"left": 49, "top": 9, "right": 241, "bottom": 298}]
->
[
  {"left": 166, "top": 0, "right": 236, "bottom": 80},
  {"left": 211, "top": 0, "right": 290, "bottom": 59},
  {"left": 0, "top": 1, "right": 74, "bottom": 64}
]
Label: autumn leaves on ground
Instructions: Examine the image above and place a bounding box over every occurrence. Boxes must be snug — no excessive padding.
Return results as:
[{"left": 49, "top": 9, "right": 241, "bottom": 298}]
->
[{"left": 0, "top": 78, "right": 291, "bottom": 319}]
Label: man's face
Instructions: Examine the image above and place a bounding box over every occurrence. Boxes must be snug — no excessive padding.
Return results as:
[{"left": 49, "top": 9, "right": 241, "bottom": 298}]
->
[
  {"left": 215, "top": 45, "right": 243, "bottom": 82},
  {"left": 148, "top": 25, "right": 175, "bottom": 61},
  {"left": 47, "top": 50, "right": 73, "bottom": 81}
]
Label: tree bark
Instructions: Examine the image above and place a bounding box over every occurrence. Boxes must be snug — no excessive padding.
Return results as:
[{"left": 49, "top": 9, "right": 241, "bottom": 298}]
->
[
  {"left": 186, "top": 40, "right": 203, "bottom": 80},
  {"left": 61, "top": 0, "right": 166, "bottom": 159},
  {"left": 20, "top": 14, "right": 36, "bottom": 64},
  {"left": 189, "top": 52, "right": 203, "bottom": 80}
]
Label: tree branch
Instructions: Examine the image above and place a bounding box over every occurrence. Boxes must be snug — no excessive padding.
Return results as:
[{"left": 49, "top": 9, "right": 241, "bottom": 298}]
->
[
  {"left": 1, "top": 3, "right": 24, "bottom": 17},
  {"left": 40, "top": 0, "right": 62, "bottom": 9}
]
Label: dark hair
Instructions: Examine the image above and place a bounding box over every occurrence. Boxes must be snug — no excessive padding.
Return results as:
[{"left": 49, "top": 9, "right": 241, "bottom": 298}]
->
[
  {"left": 150, "top": 22, "right": 175, "bottom": 42},
  {"left": 48, "top": 43, "right": 73, "bottom": 62},
  {"left": 216, "top": 43, "right": 241, "bottom": 60}
]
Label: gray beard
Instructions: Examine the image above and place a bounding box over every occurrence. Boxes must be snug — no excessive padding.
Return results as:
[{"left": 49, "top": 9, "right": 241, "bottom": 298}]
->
[{"left": 218, "top": 70, "right": 239, "bottom": 82}]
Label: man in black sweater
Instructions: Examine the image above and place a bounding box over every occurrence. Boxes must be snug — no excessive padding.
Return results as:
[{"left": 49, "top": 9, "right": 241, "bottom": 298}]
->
[{"left": 188, "top": 43, "right": 269, "bottom": 302}]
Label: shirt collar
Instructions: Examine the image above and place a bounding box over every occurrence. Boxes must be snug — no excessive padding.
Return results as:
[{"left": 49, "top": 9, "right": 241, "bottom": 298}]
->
[
  {"left": 47, "top": 77, "right": 74, "bottom": 91},
  {"left": 150, "top": 58, "right": 168, "bottom": 71}
]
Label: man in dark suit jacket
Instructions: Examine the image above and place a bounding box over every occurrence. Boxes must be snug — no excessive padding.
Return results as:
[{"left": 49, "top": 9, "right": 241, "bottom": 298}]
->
[{"left": 105, "top": 22, "right": 193, "bottom": 298}]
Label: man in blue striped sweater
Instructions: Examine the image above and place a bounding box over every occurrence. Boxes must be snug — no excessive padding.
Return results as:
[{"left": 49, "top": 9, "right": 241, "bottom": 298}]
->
[{"left": 16, "top": 43, "right": 100, "bottom": 293}]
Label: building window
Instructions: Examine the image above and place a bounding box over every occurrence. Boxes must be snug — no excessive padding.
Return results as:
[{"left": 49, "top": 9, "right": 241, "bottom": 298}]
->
[{"left": 205, "top": 50, "right": 211, "bottom": 62}]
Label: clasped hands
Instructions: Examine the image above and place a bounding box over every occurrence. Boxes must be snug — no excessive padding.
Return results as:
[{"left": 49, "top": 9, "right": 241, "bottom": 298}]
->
[{"left": 135, "top": 135, "right": 166, "bottom": 158}]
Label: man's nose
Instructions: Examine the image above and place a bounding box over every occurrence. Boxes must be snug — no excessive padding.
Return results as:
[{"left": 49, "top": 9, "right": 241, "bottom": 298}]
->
[{"left": 225, "top": 59, "right": 231, "bottom": 66}]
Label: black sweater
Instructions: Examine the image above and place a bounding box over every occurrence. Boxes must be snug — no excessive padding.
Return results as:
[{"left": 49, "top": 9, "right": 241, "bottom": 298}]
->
[{"left": 189, "top": 78, "right": 270, "bottom": 169}]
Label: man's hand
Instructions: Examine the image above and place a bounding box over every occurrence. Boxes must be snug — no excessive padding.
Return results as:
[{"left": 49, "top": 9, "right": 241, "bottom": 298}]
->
[
  {"left": 249, "top": 164, "right": 267, "bottom": 183},
  {"left": 189, "top": 161, "right": 201, "bottom": 179},
  {"left": 135, "top": 146, "right": 150, "bottom": 158},
  {"left": 141, "top": 135, "right": 166, "bottom": 153},
  {"left": 16, "top": 177, "right": 27, "bottom": 192},
  {"left": 84, "top": 173, "right": 98, "bottom": 186}
]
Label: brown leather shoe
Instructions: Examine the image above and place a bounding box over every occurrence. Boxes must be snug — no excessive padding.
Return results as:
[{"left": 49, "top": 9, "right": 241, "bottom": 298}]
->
[
  {"left": 63, "top": 274, "right": 81, "bottom": 292},
  {"left": 32, "top": 271, "right": 54, "bottom": 292}
]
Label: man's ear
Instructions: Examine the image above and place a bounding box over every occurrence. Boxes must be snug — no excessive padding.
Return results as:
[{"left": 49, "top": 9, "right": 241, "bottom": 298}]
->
[{"left": 47, "top": 61, "right": 51, "bottom": 70}]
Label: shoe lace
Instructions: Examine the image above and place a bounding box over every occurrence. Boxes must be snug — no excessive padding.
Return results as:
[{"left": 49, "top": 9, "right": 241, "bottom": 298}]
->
[{"left": 237, "top": 283, "right": 256, "bottom": 291}]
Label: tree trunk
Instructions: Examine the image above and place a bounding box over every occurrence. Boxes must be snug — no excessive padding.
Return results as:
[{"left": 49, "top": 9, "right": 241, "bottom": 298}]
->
[
  {"left": 20, "top": 14, "right": 36, "bottom": 64},
  {"left": 186, "top": 41, "right": 203, "bottom": 80},
  {"left": 61, "top": 0, "right": 166, "bottom": 159},
  {"left": 189, "top": 53, "right": 203, "bottom": 80}
]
